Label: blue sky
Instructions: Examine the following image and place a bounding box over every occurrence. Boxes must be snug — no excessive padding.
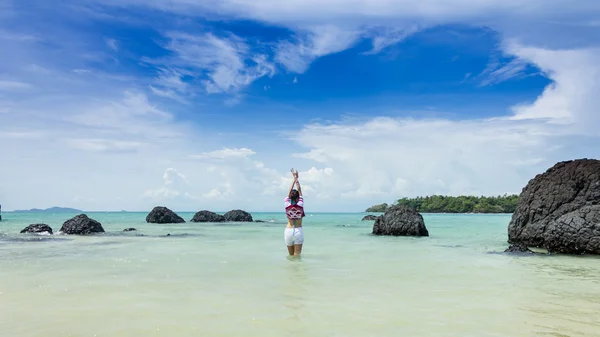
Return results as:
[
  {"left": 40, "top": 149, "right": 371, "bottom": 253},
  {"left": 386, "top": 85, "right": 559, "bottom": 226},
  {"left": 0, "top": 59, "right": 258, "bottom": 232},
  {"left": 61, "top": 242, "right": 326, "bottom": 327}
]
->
[{"left": 1, "top": 0, "right": 599, "bottom": 212}]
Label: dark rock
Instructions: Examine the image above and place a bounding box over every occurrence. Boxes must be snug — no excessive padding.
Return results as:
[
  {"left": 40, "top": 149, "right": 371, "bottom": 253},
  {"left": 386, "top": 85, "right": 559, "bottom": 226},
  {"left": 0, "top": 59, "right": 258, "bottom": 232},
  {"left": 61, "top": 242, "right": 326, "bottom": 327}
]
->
[
  {"left": 507, "top": 159, "right": 600, "bottom": 255},
  {"left": 362, "top": 215, "right": 378, "bottom": 221},
  {"left": 504, "top": 244, "right": 534, "bottom": 254},
  {"left": 123, "top": 228, "right": 137, "bottom": 232},
  {"left": 146, "top": 206, "right": 185, "bottom": 224},
  {"left": 190, "top": 210, "right": 225, "bottom": 223},
  {"left": 59, "top": 214, "right": 104, "bottom": 235},
  {"left": 223, "top": 209, "right": 253, "bottom": 222},
  {"left": 255, "top": 220, "right": 266, "bottom": 223},
  {"left": 372, "top": 205, "right": 429, "bottom": 236},
  {"left": 20, "top": 224, "right": 53, "bottom": 234}
]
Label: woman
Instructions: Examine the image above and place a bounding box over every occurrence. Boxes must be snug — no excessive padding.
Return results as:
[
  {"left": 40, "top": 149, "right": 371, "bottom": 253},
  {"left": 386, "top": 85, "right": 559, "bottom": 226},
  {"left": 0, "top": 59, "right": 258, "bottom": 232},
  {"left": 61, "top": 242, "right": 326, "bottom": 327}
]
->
[{"left": 284, "top": 168, "right": 305, "bottom": 256}]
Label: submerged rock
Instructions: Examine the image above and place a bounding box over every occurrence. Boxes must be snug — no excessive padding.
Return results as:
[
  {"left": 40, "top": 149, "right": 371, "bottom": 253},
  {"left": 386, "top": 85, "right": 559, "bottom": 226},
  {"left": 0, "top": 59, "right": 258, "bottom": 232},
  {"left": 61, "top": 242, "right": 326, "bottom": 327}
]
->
[
  {"left": 507, "top": 159, "right": 600, "bottom": 255},
  {"left": 190, "top": 210, "right": 225, "bottom": 223},
  {"left": 362, "top": 215, "right": 378, "bottom": 221},
  {"left": 59, "top": 214, "right": 104, "bottom": 235},
  {"left": 223, "top": 209, "right": 253, "bottom": 222},
  {"left": 504, "top": 244, "right": 534, "bottom": 254},
  {"left": 123, "top": 228, "right": 137, "bottom": 232},
  {"left": 146, "top": 206, "right": 185, "bottom": 224},
  {"left": 372, "top": 205, "right": 429, "bottom": 236},
  {"left": 20, "top": 224, "right": 53, "bottom": 235}
]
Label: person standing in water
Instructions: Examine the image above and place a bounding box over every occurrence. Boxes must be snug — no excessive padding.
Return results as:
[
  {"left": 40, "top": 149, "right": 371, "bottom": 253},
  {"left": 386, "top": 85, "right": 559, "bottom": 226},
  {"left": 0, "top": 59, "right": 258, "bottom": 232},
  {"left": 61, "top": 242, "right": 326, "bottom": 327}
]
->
[{"left": 284, "top": 168, "right": 305, "bottom": 256}]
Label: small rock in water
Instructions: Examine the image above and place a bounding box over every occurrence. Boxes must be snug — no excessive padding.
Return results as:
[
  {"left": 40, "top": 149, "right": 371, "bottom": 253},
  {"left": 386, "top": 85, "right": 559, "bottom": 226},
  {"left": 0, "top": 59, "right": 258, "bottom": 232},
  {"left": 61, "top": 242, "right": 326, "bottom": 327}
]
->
[
  {"left": 372, "top": 205, "right": 429, "bottom": 236},
  {"left": 59, "top": 214, "right": 104, "bottom": 235},
  {"left": 146, "top": 206, "right": 185, "bottom": 224},
  {"left": 190, "top": 210, "right": 225, "bottom": 223},
  {"left": 362, "top": 215, "right": 378, "bottom": 221},
  {"left": 123, "top": 228, "right": 137, "bottom": 232},
  {"left": 223, "top": 209, "right": 253, "bottom": 222},
  {"left": 20, "top": 224, "right": 53, "bottom": 235}
]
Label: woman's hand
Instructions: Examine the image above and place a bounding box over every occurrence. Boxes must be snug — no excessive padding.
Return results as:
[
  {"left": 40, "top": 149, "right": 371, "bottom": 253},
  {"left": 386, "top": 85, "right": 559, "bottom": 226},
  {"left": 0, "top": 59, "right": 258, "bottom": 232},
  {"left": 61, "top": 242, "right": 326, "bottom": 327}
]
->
[{"left": 290, "top": 168, "right": 299, "bottom": 180}]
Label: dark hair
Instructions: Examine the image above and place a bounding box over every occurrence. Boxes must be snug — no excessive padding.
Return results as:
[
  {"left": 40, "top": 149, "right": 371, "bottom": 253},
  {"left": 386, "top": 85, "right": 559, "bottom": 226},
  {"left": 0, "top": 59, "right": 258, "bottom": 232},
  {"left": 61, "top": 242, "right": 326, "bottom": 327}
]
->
[{"left": 289, "top": 189, "right": 299, "bottom": 204}]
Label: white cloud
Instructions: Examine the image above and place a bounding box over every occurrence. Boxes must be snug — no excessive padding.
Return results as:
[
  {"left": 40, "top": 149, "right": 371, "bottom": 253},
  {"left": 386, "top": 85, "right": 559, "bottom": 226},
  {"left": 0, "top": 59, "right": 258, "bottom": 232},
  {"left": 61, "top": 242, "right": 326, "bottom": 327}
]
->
[
  {"left": 0, "top": 131, "right": 43, "bottom": 139},
  {"left": 364, "top": 24, "right": 424, "bottom": 54},
  {"left": 143, "top": 168, "right": 195, "bottom": 200},
  {"left": 64, "top": 138, "right": 144, "bottom": 153},
  {"left": 476, "top": 58, "right": 532, "bottom": 86},
  {"left": 275, "top": 24, "right": 362, "bottom": 73},
  {"left": 507, "top": 44, "right": 600, "bottom": 135},
  {"left": 0, "top": 80, "right": 33, "bottom": 91},
  {"left": 190, "top": 148, "right": 256, "bottom": 160},
  {"left": 148, "top": 32, "right": 276, "bottom": 95},
  {"left": 106, "top": 38, "right": 118, "bottom": 51},
  {"left": 0, "top": 30, "right": 38, "bottom": 42},
  {"left": 153, "top": 68, "right": 190, "bottom": 93}
]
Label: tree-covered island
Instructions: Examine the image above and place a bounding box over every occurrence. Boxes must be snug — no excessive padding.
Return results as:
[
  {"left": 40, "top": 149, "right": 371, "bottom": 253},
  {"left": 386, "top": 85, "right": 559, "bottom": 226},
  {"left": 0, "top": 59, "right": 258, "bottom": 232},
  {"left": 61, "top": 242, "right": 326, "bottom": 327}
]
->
[{"left": 366, "top": 194, "right": 520, "bottom": 213}]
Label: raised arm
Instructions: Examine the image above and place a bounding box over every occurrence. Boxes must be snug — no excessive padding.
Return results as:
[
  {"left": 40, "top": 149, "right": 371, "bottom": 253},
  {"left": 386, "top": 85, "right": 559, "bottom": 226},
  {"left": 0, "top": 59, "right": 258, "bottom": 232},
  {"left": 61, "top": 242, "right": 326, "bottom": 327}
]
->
[
  {"left": 295, "top": 178, "right": 303, "bottom": 197},
  {"left": 287, "top": 175, "right": 297, "bottom": 196}
]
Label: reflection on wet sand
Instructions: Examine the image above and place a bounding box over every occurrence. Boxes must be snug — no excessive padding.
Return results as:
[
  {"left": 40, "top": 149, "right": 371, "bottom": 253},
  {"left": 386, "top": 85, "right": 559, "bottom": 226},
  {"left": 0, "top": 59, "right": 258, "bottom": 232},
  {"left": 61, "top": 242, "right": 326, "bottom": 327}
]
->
[{"left": 282, "top": 257, "right": 309, "bottom": 322}]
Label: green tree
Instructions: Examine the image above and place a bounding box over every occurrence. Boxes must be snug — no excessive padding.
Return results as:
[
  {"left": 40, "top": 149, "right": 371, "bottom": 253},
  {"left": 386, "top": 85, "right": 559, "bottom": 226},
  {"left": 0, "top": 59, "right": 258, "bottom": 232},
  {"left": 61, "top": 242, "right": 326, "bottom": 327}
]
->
[{"left": 365, "top": 203, "right": 388, "bottom": 212}]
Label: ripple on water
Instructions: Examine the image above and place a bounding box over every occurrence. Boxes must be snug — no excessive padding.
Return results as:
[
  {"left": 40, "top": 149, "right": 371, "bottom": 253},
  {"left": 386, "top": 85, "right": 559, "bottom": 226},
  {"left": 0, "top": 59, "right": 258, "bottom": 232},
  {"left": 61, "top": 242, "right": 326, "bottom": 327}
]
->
[{"left": 0, "top": 233, "right": 72, "bottom": 243}]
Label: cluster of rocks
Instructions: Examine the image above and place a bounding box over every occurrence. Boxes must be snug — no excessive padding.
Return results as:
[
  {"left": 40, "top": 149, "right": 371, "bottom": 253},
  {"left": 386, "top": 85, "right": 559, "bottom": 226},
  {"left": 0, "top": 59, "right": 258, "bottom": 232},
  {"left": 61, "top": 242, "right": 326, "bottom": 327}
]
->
[
  {"left": 145, "top": 206, "right": 255, "bottom": 224},
  {"left": 20, "top": 214, "right": 105, "bottom": 236},
  {"left": 18, "top": 207, "right": 260, "bottom": 236}
]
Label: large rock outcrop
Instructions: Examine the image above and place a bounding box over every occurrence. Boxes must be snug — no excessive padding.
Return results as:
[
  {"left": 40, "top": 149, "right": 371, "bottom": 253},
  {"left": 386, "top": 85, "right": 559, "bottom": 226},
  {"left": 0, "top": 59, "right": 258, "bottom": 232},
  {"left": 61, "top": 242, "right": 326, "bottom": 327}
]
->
[
  {"left": 372, "top": 205, "right": 429, "bottom": 236},
  {"left": 190, "top": 210, "right": 226, "bottom": 223},
  {"left": 507, "top": 159, "right": 600, "bottom": 255},
  {"left": 21, "top": 224, "right": 53, "bottom": 234},
  {"left": 223, "top": 209, "right": 253, "bottom": 222},
  {"left": 59, "top": 214, "right": 104, "bottom": 235},
  {"left": 146, "top": 206, "right": 185, "bottom": 224}
]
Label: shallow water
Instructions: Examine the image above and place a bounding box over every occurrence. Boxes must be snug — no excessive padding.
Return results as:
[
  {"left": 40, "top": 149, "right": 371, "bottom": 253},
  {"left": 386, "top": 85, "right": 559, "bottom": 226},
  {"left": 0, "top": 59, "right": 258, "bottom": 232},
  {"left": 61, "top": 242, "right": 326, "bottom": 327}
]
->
[{"left": 1, "top": 212, "right": 599, "bottom": 337}]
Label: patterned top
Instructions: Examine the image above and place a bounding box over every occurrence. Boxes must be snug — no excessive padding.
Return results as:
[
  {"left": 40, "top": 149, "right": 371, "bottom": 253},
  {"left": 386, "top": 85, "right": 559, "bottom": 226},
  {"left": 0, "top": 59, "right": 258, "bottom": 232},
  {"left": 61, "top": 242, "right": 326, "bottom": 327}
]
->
[{"left": 285, "top": 196, "right": 305, "bottom": 220}]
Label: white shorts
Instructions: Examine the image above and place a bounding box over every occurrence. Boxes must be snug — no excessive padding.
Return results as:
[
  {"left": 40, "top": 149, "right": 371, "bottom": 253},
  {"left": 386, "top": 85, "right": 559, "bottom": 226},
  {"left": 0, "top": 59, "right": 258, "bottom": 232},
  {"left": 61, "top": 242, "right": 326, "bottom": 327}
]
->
[{"left": 284, "top": 227, "right": 304, "bottom": 246}]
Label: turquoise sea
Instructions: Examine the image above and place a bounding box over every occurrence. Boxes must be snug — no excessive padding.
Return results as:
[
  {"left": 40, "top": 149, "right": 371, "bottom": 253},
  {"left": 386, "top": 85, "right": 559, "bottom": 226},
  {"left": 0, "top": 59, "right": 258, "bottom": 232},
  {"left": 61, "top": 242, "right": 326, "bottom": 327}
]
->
[{"left": 1, "top": 211, "right": 599, "bottom": 337}]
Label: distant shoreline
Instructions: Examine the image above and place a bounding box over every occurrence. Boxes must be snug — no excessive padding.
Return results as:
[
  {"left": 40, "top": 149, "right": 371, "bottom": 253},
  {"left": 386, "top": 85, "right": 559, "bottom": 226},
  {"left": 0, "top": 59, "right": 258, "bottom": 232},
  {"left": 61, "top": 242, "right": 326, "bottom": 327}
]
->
[{"left": 10, "top": 207, "right": 83, "bottom": 213}]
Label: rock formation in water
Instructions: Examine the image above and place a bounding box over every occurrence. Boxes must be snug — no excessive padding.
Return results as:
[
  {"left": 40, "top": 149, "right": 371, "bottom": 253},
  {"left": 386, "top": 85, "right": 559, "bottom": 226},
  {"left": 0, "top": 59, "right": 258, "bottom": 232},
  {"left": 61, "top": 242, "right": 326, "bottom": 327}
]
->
[
  {"left": 146, "top": 206, "right": 185, "bottom": 224},
  {"left": 59, "top": 214, "right": 105, "bottom": 235},
  {"left": 20, "top": 224, "right": 53, "bottom": 234},
  {"left": 506, "top": 159, "right": 600, "bottom": 255},
  {"left": 362, "top": 215, "right": 378, "bottom": 221},
  {"left": 223, "top": 209, "right": 253, "bottom": 222},
  {"left": 372, "top": 205, "right": 429, "bottom": 236},
  {"left": 123, "top": 228, "right": 137, "bottom": 232},
  {"left": 190, "top": 210, "right": 226, "bottom": 223}
]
